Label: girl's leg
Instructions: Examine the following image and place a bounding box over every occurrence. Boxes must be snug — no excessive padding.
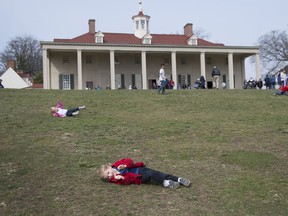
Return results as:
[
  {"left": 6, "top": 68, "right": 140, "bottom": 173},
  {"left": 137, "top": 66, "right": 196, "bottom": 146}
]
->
[{"left": 66, "top": 107, "right": 80, "bottom": 116}]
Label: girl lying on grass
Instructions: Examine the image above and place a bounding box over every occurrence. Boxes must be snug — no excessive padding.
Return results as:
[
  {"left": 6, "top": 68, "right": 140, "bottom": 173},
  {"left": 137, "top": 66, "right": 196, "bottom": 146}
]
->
[
  {"left": 50, "top": 99, "right": 85, "bottom": 117},
  {"left": 98, "top": 158, "right": 190, "bottom": 189}
]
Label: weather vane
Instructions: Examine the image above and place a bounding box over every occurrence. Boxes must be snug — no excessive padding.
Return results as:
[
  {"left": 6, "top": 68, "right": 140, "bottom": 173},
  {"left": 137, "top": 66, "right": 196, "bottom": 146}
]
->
[{"left": 139, "top": 0, "right": 143, "bottom": 12}]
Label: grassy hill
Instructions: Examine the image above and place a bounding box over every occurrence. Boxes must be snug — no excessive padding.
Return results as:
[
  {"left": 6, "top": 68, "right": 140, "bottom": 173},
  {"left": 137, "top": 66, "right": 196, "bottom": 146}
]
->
[{"left": 0, "top": 89, "right": 287, "bottom": 216}]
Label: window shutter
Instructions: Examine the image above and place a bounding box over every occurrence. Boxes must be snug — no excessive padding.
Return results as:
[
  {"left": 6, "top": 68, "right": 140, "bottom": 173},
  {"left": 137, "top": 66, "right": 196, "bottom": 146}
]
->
[
  {"left": 132, "top": 74, "right": 136, "bottom": 86},
  {"left": 59, "top": 74, "right": 63, "bottom": 89},
  {"left": 70, "top": 74, "right": 74, "bottom": 89},
  {"left": 178, "top": 75, "right": 181, "bottom": 85}
]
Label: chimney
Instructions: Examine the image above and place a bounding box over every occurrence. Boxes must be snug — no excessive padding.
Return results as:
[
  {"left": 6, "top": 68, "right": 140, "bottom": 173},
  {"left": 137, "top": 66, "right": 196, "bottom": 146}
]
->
[
  {"left": 88, "top": 19, "right": 95, "bottom": 34},
  {"left": 184, "top": 23, "right": 193, "bottom": 37},
  {"left": 6, "top": 59, "right": 16, "bottom": 70}
]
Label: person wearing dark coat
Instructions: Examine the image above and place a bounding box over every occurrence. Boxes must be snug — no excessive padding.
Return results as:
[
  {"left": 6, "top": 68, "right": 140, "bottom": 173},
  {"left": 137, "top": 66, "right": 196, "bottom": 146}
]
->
[
  {"left": 211, "top": 66, "right": 221, "bottom": 89},
  {"left": 200, "top": 76, "right": 206, "bottom": 89},
  {"left": 264, "top": 75, "right": 271, "bottom": 89},
  {"left": 0, "top": 79, "right": 4, "bottom": 88}
]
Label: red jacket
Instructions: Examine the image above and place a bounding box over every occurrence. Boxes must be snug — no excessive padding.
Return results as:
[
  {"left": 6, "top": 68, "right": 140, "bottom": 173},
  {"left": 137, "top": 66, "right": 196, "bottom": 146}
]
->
[
  {"left": 281, "top": 85, "right": 288, "bottom": 92},
  {"left": 109, "top": 158, "right": 145, "bottom": 185}
]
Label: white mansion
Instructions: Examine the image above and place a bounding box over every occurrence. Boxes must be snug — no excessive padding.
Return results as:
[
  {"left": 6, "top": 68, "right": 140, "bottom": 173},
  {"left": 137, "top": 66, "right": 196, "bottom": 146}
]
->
[{"left": 41, "top": 1, "right": 260, "bottom": 90}]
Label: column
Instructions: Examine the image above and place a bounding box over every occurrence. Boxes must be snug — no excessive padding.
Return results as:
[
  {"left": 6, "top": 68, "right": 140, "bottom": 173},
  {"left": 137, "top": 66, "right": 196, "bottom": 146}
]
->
[
  {"left": 255, "top": 53, "right": 260, "bottom": 80},
  {"left": 77, "top": 49, "right": 83, "bottom": 90},
  {"left": 110, "top": 50, "right": 116, "bottom": 90},
  {"left": 228, "top": 53, "right": 234, "bottom": 89},
  {"left": 171, "top": 51, "right": 177, "bottom": 89},
  {"left": 42, "top": 49, "right": 49, "bottom": 89},
  {"left": 141, "top": 51, "right": 147, "bottom": 89},
  {"left": 200, "top": 52, "right": 206, "bottom": 77},
  {"left": 241, "top": 57, "right": 246, "bottom": 82}
]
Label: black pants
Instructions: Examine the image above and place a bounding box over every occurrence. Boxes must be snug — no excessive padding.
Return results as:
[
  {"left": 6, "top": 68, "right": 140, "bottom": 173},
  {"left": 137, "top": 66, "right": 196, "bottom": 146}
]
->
[
  {"left": 66, "top": 107, "right": 80, "bottom": 116},
  {"left": 139, "top": 167, "right": 178, "bottom": 184}
]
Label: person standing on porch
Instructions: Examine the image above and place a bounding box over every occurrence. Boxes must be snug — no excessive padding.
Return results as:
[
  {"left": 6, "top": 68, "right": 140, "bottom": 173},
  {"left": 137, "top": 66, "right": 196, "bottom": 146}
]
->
[
  {"left": 157, "top": 64, "right": 167, "bottom": 94},
  {"left": 211, "top": 66, "right": 221, "bottom": 89}
]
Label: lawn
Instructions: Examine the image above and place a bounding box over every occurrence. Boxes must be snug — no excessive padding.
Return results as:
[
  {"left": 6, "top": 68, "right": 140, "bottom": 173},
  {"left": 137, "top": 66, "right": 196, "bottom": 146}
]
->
[{"left": 0, "top": 88, "right": 287, "bottom": 216}]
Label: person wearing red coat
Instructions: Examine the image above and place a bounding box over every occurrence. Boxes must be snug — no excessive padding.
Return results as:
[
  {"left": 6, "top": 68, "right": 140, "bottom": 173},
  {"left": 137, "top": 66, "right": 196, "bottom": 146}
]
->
[
  {"left": 98, "top": 158, "right": 190, "bottom": 189},
  {"left": 274, "top": 84, "right": 288, "bottom": 96}
]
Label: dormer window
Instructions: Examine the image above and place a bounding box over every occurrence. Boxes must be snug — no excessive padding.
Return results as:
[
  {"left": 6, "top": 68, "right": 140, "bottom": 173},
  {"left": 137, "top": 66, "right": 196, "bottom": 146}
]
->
[
  {"left": 95, "top": 31, "right": 104, "bottom": 43},
  {"left": 187, "top": 34, "right": 198, "bottom": 46},
  {"left": 142, "top": 34, "right": 152, "bottom": 44}
]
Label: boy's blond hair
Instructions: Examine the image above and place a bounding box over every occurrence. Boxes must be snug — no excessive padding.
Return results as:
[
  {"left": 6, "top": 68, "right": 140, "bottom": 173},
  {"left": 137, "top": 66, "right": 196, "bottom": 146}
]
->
[{"left": 97, "top": 164, "right": 110, "bottom": 181}]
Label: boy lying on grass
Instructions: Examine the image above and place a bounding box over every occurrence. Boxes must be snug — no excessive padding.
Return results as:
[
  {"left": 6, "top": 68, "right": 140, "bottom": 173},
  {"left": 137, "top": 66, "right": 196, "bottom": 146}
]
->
[{"left": 98, "top": 158, "right": 190, "bottom": 189}]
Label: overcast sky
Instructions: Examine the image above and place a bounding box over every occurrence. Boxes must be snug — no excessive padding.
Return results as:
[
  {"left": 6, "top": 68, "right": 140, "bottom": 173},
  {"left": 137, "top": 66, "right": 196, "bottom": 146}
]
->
[{"left": 1, "top": 0, "right": 287, "bottom": 78}]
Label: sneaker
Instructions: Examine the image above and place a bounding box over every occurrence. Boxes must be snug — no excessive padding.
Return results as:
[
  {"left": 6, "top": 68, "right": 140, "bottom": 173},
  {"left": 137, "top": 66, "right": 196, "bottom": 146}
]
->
[
  {"left": 167, "top": 180, "right": 180, "bottom": 189},
  {"left": 72, "top": 111, "right": 79, "bottom": 116},
  {"left": 178, "top": 178, "right": 190, "bottom": 187},
  {"left": 79, "top": 105, "right": 85, "bottom": 110}
]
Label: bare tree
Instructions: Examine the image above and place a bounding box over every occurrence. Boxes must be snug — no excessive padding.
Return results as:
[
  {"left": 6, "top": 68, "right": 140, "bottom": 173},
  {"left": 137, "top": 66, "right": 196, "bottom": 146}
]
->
[
  {"left": 193, "top": 28, "right": 211, "bottom": 40},
  {"left": 0, "top": 62, "right": 5, "bottom": 73},
  {"left": 0, "top": 35, "right": 42, "bottom": 74},
  {"left": 257, "top": 30, "right": 288, "bottom": 75}
]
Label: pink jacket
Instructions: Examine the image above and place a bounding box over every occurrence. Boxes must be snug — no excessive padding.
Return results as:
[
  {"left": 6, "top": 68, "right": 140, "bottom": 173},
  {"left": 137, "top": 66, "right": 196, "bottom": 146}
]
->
[
  {"left": 52, "top": 100, "right": 66, "bottom": 118},
  {"left": 109, "top": 158, "right": 145, "bottom": 185}
]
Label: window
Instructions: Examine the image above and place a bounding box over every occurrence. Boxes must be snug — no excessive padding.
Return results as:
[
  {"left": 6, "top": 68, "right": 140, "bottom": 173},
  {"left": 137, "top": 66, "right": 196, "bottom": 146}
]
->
[
  {"left": 141, "top": 20, "right": 145, "bottom": 29},
  {"left": 180, "top": 57, "right": 186, "bottom": 65},
  {"left": 143, "top": 38, "right": 151, "bottom": 44},
  {"left": 225, "top": 57, "right": 228, "bottom": 65},
  {"left": 86, "top": 81, "right": 93, "bottom": 90},
  {"left": 136, "top": 21, "right": 139, "bottom": 30},
  {"left": 59, "top": 74, "right": 74, "bottom": 90},
  {"left": 164, "top": 58, "right": 170, "bottom": 65},
  {"left": 63, "top": 56, "right": 69, "bottom": 64},
  {"left": 135, "top": 56, "right": 141, "bottom": 64},
  {"left": 142, "top": 34, "right": 152, "bottom": 44},
  {"left": 187, "top": 35, "right": 198, "bottom": 45},
  {"left": 95, "top": 31, "right": 104, "bottom": 43},
  {"left": 63, "top": 74, "right": 71, "bottom": 90},
  {"left": 191, "top": 38, "right": 197, "bottom": 45},
  {"left": 96, "top": 37, "right": 103, "bottom": 43},
  {"left": 206, "top": 57, "right": 212, "bottom": 65},
  {"left": 85, "top": 55, "right": 92, "bottom": 64},
  {"left": 115, "top": 55, "right": 120, "bottom": 64}
]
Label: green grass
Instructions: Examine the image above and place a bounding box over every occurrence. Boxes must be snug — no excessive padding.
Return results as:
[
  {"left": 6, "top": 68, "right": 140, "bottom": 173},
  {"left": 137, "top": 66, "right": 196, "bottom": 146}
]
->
[{"left": 0, "top": 88, "right": 287, "bottom": 216}]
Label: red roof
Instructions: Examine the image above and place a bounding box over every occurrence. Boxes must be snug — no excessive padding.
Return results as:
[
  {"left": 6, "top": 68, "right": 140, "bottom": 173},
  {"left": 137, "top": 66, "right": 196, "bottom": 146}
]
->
[{"left": 54, "top": 32, "right": 224, "bottom": 46}]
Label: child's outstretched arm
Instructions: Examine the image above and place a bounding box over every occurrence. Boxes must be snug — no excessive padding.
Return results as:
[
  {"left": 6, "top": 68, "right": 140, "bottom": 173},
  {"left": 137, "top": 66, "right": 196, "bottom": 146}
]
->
[{"left": 56, "top": 98, "right": 64, "bottom": 109}]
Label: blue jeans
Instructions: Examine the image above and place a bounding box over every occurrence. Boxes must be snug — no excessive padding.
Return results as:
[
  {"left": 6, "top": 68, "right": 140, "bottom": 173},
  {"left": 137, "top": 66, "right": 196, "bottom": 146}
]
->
[
  {"left": 158, "top": 80, "right": 166, "bottom": 94},
  {"left": 275, "top": 90, "right": 287, "bottom": 95}
]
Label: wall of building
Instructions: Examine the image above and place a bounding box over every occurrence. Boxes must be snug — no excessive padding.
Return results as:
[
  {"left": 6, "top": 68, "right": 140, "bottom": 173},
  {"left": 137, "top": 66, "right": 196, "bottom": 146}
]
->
[{"left": 48, "top": 50, "right": 245, "bottom": 90}]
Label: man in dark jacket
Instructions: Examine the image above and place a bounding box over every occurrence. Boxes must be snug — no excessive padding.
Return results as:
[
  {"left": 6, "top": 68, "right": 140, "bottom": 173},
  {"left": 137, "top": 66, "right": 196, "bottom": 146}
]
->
[
  {"left": 264, "top": 75, "right": 271, "bottom": 89},
  {"left": 211, "top": 66, "right": 221, "bottom": 89},
  {"left": 0, "top": 79, "right": 4, "bottom": 88}
]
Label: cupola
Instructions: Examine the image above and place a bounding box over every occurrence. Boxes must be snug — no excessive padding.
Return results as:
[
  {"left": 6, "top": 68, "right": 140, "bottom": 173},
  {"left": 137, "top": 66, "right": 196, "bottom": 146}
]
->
[{"left": 132, "top": 0, "right": 151, "bottom": 39}]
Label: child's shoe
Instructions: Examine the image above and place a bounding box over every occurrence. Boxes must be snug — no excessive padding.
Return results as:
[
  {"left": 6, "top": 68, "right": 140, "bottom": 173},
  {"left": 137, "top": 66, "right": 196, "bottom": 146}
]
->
[
  {"left": 178, "top": 178, "right": 190, "bottom": 187},
  {"left": 166, "top": 180, "right": 180, "bottom": 189},
  {"left": 72, "top": 111, "right": 79, "bottom": 116},
  {"left": 79, "top": 105, "right": 85, "bottom": 110}
]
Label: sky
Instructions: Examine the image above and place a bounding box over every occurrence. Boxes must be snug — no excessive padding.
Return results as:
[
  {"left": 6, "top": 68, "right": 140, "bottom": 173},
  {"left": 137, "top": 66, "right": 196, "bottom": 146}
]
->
[{"left": 1, "top": 0, "right": 288, "bottom": 78}]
